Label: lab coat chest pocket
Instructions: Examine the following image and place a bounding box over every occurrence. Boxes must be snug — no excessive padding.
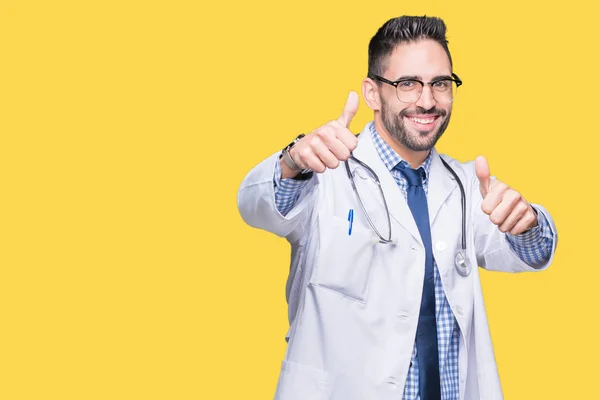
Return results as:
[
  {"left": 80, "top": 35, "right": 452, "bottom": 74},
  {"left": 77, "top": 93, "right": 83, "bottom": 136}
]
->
[{"left": 311, "top": 214, "right": 376, "bottom": 303}]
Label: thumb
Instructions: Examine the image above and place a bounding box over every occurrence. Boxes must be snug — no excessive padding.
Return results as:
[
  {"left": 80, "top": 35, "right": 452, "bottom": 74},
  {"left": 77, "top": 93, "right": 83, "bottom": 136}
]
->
[
  {"left": 475, "top": 156, "right": 491, "bottom": 198},
  {"left": 337, "top": 91, "right": 359, "bottom": 128}
]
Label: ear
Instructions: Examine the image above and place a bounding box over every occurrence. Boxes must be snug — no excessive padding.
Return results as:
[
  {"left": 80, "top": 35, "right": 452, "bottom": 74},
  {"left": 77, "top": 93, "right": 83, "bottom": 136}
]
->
[{"left": 362, "top": 78, "right": 381, "bottom": 111}]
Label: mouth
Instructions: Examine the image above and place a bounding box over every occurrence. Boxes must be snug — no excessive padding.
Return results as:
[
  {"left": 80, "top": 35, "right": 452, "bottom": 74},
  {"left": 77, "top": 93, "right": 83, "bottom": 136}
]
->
[{"left": 404, "top": 114, "right": 441, "bottom": 131}]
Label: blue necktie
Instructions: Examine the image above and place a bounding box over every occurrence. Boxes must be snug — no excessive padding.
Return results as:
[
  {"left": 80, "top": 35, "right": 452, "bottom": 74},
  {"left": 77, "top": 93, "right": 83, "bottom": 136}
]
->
[{"left": 397, "top": 165, "right": 441, "bottom": 400}]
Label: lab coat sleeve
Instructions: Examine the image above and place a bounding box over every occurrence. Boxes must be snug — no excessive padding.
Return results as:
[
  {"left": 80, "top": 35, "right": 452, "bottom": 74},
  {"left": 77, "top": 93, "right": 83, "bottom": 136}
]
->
[
  {"left": 237, "top": 151, "right": 319, "bottom": 239},
  {"left": 504, "top": 207, "right": 554, "bottom": 268},
  {"left": 470, "top": 163, "right": 558, "bottom": 273},
  {"left": 273, "top": 153, "right": 313, "bottom": 216}
]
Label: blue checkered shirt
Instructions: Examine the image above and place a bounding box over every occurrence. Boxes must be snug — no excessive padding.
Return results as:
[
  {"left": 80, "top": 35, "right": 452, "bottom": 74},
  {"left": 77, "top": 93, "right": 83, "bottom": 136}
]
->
[{"left": 273, "top": 121, "right": 553, "bottom": 399}]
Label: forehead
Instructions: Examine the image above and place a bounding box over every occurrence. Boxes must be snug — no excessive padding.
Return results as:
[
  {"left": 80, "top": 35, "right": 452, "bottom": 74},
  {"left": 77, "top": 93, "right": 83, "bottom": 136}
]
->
[{"left": 384, "top": 39, "right": 451, "bottom": 79}]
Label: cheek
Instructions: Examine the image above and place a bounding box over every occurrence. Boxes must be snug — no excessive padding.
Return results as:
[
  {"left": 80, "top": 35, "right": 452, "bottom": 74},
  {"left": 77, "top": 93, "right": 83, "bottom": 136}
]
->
[
  {"left": 381, "top": 97, "right": 408, "bottom": 117},
  {"left": 441, "top": 104, "right": 453, "bottom": 117},
  {"left": 398, "top": 105, "right": 411, "bottom": 117},
  {"left": 387, "top": 104, "right": 409, "bottom": 118}
]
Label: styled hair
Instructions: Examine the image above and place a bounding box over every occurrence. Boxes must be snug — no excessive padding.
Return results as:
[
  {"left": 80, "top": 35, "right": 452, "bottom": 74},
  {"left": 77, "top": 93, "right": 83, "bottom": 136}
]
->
[{"left": 368, "top": 15, "right": 453, "bottom": 77}]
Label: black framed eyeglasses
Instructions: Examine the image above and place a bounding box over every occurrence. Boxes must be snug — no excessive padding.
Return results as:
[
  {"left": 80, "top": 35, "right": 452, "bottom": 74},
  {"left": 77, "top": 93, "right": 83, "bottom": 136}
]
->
[{"left": 369, "top": 73, "right": 463, "bottom": 104}]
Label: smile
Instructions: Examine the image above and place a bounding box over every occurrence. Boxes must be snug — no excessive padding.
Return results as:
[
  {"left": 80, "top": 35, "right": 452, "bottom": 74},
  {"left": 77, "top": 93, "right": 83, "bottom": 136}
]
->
[
  {"left": 408, "top": 116, "right": 437, "bottom": 124},
  {"left": 404, "top": 114, "right": 440, "bottom": 129}
]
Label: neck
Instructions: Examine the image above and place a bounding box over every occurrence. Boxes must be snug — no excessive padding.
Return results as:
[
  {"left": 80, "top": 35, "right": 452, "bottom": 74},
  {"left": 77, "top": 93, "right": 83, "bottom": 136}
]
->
[{"left": 373, "top": 117, "right": 431, "bottom": 169}]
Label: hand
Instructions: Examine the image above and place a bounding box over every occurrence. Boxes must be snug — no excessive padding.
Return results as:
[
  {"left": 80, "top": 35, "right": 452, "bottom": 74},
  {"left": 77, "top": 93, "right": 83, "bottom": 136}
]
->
[
  {"left": 281, "top": 91, "right": 360, "bottom": 178},
  {"left": 475, "top": 156, "right": 538, "bottom": 235}
]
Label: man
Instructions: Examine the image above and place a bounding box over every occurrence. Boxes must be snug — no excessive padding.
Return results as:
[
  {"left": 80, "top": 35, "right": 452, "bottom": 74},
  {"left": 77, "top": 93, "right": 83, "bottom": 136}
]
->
[{"left": 237, "top": 15, "right": 557, "bottom": 400}]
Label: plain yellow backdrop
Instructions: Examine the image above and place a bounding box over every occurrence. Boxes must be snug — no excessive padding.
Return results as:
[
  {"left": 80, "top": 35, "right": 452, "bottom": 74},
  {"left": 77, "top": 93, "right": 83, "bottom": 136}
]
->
[{"left": 0, "top": 0, "right": 597, "bottom": 398}]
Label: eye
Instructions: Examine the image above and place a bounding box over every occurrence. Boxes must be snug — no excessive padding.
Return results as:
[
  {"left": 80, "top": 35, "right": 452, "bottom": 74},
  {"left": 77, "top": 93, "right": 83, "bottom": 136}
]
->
[
  {"left": 398, "top": 80, "right": 417, "bottom": 88},
  {"left": 432, "top": 80, "right": 450, "bottom": 89}
]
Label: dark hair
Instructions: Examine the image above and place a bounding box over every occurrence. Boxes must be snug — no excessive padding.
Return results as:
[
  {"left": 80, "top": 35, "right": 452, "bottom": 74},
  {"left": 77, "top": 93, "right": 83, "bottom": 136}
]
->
[{"left": 368, "top": 15, "right": 452, "bottom": 77}]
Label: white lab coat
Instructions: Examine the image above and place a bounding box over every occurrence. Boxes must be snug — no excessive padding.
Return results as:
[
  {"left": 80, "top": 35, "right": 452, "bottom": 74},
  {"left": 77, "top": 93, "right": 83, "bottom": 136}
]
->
[{"left": 237, "top": 122, "right": 558, "bottom": 400}]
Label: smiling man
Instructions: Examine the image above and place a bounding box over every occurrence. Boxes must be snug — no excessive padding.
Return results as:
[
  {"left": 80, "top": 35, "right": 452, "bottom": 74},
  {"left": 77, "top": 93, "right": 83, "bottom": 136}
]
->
[{"left": 237, "top": 15, "right": 558, "bottom": 400}]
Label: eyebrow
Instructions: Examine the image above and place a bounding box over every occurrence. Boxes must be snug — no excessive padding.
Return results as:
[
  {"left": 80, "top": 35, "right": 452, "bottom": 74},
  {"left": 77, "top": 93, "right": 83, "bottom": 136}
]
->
[
  {"left": 396, "top": 75, "right": 422, "bottom": 81},
  {"left": 395, "top": 74, "right": 453, "bottom": 82},
  {"left": 431, "top": 75, "right": 453, "bottom": 81}
]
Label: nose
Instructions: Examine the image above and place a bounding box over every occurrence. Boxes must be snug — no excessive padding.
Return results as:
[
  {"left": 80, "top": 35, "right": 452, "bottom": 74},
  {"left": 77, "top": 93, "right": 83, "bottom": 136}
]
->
[{"left": 415, "top": 85, "right": 436, "bottom": 110}]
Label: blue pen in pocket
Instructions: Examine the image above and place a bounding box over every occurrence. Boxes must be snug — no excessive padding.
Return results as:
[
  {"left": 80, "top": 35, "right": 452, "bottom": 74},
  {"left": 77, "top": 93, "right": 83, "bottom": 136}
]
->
[{"left": 348, "top": 209, "right": 354, "bottom": 235}]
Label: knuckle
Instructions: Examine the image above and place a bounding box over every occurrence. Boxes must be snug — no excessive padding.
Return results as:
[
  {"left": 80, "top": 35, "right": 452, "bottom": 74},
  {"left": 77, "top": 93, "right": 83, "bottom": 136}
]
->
[
  {"left": 308, "top": 137, "right": 322, "bottom": 151},
  {"left": 339, "top": 149, "right": 351, "bottom": 161},
  {"left": 497, "top": 182, "right": 508, "bottom": 192},
  {"left": 490, "top": 215, "right": 503, "bottom": 225},
  {"left": 299, "top": 147, "right": 311, "bottom": 159},
  {"left": 481, "top": 203, "right": 493, "bottom": 215},
  {"left": 321, "top": 125, "right": 335, "bottom": 137},
  {"left": 348, "top": 136, "right": 358, "bottom": 151},
  {"left": 491, "top": 180, "right": 506, "bottom": 192},
  {"left": 313, "top": 164, "right": 326, "bottom": 173},
  {"left": 327, "top": 159, "right": 340, "bottom": 169},
  {"left": 329, "top": 119, "right": 341, "bottom": 129},
  {"left": 314, "top": 128, "right": 327, "bottom": 139},
  {"left": 302, "top": 134, "right": 314, "bottom": 146},
  {"left": 510, "top": 191, "right": 522, "bottom": 203}
]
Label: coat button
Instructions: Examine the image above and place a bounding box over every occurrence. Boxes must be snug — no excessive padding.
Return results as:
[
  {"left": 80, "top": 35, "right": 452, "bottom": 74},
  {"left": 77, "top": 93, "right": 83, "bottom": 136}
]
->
[{"left": 435, "top": 241, "right": 447, "bottom": 251}]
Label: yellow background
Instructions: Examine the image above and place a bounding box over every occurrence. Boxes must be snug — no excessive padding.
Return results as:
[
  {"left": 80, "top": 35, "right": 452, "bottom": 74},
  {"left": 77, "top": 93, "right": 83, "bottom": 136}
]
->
[{"left": 0, "top": 0, "right": 597, "bottom": 398}]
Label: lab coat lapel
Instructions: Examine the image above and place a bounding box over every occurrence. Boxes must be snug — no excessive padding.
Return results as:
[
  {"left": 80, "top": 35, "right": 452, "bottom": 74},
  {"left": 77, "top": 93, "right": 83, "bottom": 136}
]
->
[
  {"left": 350, "top": 125, "right": 422, "bottom": 245},
  {"left": 426, "top": 148, "right": 458, "bottom": 225}
]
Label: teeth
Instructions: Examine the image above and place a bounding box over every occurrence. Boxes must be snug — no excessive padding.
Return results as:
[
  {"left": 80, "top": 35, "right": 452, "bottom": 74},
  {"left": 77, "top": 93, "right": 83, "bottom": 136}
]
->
[{"left": 409, "top": 117, "right": 435, "bottom": 124}]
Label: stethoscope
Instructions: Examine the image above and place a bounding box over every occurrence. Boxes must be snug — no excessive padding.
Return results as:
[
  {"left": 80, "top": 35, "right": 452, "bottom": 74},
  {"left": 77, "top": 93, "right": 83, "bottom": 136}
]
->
[{"left": 344, "top": 154, "right": 472, "bottom": 277}]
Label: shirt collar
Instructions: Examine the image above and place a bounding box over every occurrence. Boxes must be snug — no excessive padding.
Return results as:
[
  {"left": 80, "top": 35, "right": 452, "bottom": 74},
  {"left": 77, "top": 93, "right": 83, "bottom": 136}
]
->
[{"left": 369, "top": 121, "right": 433, "bottom": 180}]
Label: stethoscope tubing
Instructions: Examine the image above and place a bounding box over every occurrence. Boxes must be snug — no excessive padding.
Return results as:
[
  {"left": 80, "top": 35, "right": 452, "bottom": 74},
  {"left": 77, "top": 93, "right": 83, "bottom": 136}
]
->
[{"left": 345, "top": 154, "right": 470, "bottom": 275}]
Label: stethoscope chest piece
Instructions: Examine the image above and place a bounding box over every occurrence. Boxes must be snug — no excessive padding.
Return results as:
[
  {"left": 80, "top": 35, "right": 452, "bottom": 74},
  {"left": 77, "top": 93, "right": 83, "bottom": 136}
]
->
[{"left": 454, "top": 250, "right": 472, "bottom": 277}]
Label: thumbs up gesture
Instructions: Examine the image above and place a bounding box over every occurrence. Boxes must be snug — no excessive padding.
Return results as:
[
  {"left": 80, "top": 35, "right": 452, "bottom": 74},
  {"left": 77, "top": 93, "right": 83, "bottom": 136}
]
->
[
  {"left": 281, "top": 92, "right": 360, "bottom": 178},
  {"left": 475, "top": 156, "right": 538, "bottom": 235}
]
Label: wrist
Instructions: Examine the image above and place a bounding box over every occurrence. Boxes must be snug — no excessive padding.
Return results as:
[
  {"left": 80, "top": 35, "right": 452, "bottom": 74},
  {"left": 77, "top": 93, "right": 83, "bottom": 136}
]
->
[
  {"left": 279, "top": 133, "right": 312, "bottom": 180},
  {"left": 280, "top": 156, "right": 301, "bottom": 179}
]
